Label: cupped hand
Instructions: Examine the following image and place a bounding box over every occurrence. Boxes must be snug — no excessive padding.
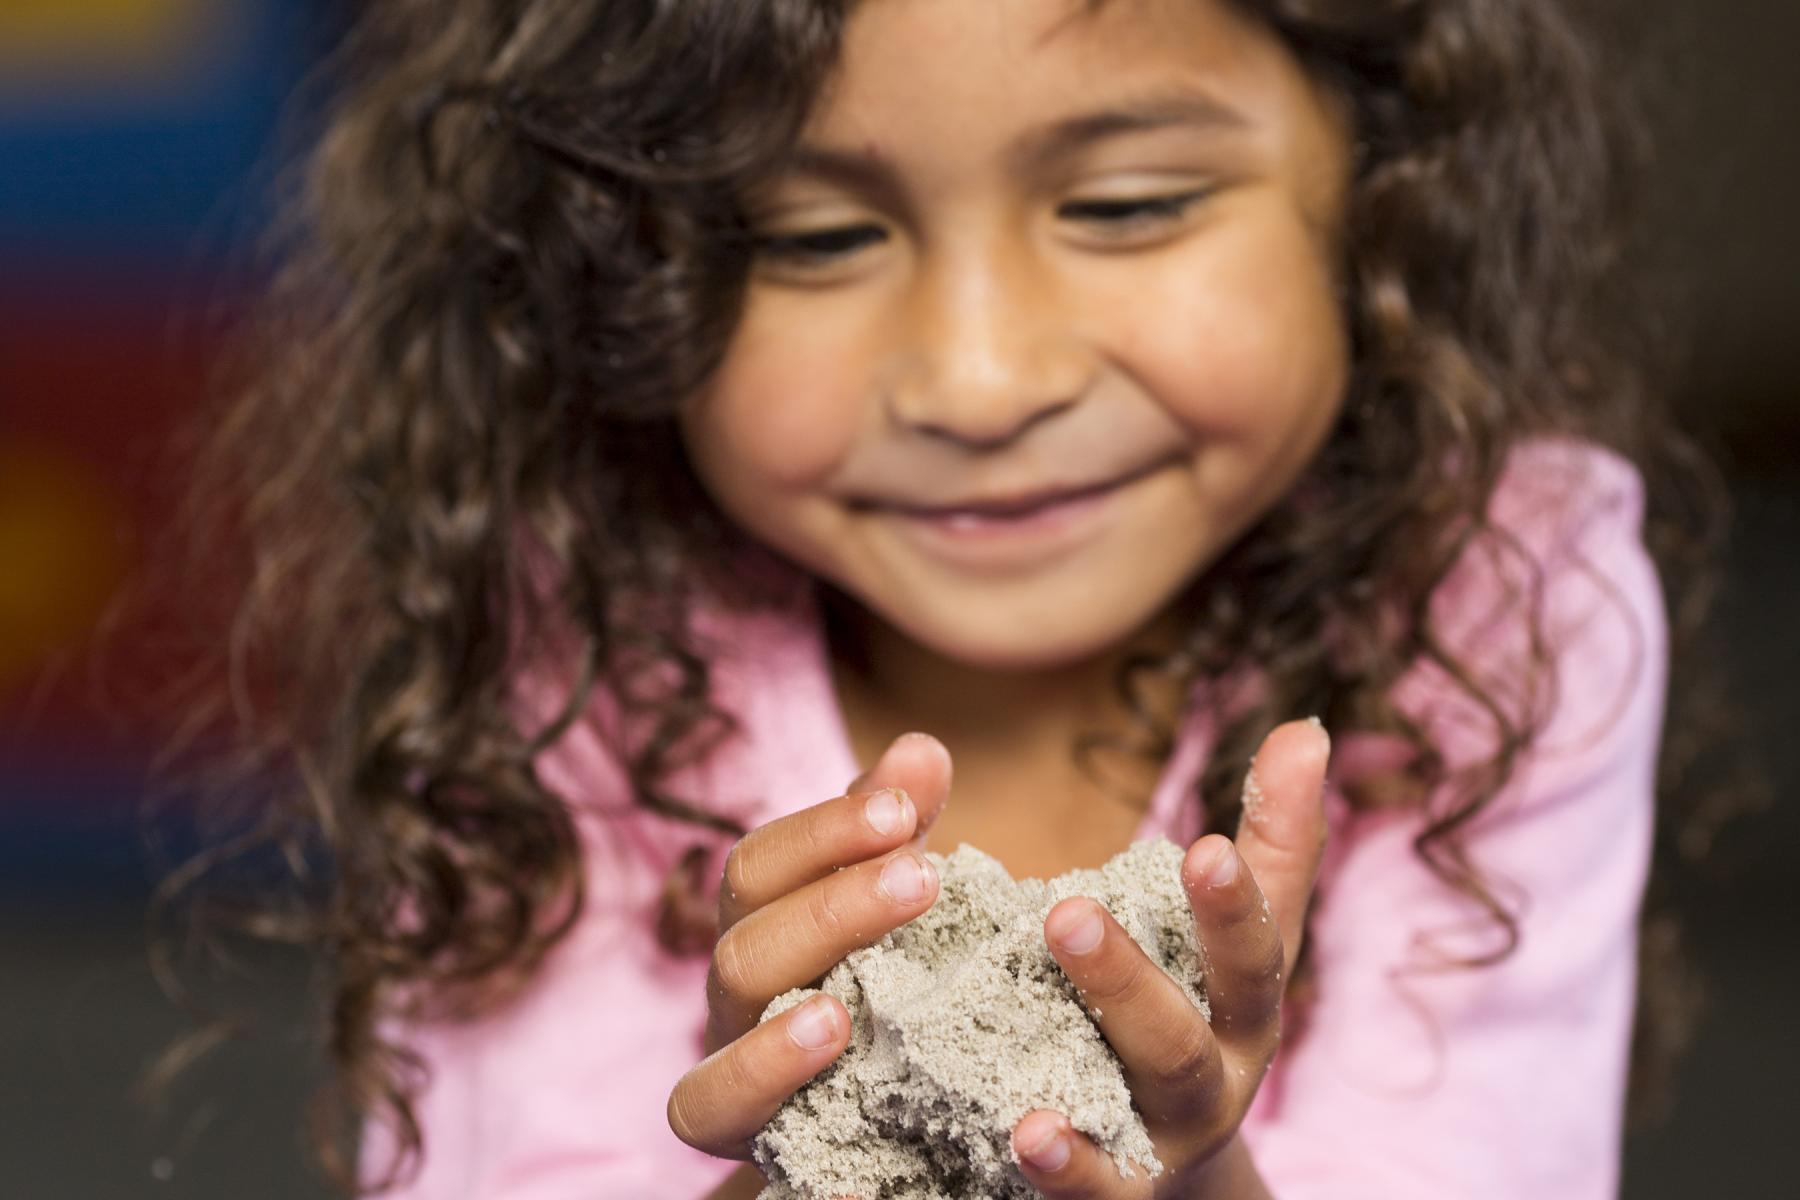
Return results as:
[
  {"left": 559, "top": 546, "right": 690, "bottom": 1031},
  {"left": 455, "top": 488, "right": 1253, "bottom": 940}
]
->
[
  {"left": 666, "top": 732, "right": 953, "bottom": 1164},
  {"left": 1008, "top": 718, "right": 1332, "bottom": 1199}
]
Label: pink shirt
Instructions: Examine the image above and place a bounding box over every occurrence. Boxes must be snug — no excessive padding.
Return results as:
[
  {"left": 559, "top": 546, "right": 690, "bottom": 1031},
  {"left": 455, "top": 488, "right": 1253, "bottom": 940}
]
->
[{"left": 373, "top": 437, "right": 1665, "bottom": 1198}]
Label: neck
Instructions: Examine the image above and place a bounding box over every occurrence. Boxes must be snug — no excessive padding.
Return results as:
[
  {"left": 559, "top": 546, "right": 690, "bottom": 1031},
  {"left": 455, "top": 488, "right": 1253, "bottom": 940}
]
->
[{"left": 819, "top": 587, "right": 1192, "bottom": 809}]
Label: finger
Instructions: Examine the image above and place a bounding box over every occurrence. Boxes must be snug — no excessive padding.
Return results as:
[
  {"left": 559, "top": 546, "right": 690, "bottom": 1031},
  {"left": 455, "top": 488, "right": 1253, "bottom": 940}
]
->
[
  {"left": 1012, "top": 1109, "right": 1154, "bottom": 1199},
  {"left": 706, "top": 845, "right": 938, "bottom": 1050},
  {"left": 1043, "top": 897, "right": 1226, "bottom": 1126},
  {"left": 846, "top": 731, "right": 953, "bottom": 851},
  {"left": 1179, "top": 834, "right": 1285, "bottom": 1056},
  {"left": 717, "top": 732, "right": 953, "bottom": 932},
  {"left": 669, "top": 993, "right": 850, "bottom": 1160},
  {"left": 719, "top": 785, "right": 918, "bottom": 932},
  {"left": 1231, "top": 718, "right": 1330, "bottom": 980}
]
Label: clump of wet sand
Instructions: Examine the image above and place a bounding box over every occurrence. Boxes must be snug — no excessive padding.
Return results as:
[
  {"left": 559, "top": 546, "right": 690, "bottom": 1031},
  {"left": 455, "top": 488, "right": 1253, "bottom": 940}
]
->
[{"left": 751, "top": 837, "right": 1209, "bottom": 1200}]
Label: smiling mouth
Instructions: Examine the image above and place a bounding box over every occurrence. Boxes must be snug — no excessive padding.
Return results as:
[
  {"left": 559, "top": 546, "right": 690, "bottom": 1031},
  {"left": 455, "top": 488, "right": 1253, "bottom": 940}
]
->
[
  {"left": 862, "top": 457, "right": 1174, "bottom": 520},
  {"left": 860, "top": 456, "right": 1178, "bottom": 574}
]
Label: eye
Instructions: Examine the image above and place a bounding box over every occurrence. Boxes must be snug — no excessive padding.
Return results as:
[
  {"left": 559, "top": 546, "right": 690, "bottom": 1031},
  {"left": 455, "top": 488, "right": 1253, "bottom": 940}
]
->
[
  {"left": 748, "top": 188, "right": 1214, "bottom": 268},
  {"left": 1058, "top": 189, "right": 1213, "bottom": 229},
  {"left": 749, "top": 225, "right": 887, "bottom": 265}
]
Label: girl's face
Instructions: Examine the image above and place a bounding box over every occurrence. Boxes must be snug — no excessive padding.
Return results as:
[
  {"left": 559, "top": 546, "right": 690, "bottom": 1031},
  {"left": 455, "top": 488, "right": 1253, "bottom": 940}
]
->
[{"left": 679, "top": 0, "right": 1353, "bottom": 671}]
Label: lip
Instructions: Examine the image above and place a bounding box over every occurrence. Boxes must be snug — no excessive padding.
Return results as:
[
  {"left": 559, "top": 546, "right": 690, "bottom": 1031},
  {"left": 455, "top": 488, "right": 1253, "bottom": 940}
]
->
[
  {"left": 877, "top": 463, "right": 1165, "bottom": 573},
  {"left": 868, "top": 458, "right": 1168, "bottom": 519},
  {"left": 892, "top": 476, "right": 1131, "bottom": 519}
]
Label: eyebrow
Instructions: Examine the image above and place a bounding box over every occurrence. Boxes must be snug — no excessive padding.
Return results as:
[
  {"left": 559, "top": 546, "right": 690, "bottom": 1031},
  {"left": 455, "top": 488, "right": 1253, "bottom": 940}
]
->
[{"left": 778, "top": 86, "right": 1250, "bottom": 195}]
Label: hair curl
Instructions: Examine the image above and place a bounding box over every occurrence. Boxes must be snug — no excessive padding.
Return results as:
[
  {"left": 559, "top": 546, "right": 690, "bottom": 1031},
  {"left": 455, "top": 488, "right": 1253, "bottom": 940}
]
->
[{"left": 149, "top": 0, "right": 1737, "bottom": 1191}]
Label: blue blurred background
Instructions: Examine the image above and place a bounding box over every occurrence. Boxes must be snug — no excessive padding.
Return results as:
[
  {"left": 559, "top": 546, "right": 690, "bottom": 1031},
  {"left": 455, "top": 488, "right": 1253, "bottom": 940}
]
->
[
  {"left": 1, "top": 1, "right": 1794, "bottom": 1196},
  {"left": 2, "top": 3, "right": 348, "bottom": 1195}
]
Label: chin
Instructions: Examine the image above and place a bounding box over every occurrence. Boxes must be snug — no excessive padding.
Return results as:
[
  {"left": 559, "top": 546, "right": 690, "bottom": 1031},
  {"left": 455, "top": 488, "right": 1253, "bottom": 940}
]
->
[{"left": 878, "top": 596, "right": 1167, "bottom": 675}]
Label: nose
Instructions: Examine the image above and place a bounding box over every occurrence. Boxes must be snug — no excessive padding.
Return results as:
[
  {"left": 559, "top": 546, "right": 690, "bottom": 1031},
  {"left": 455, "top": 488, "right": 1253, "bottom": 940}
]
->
[{"left": 884, "top": 236, "right": 1091, "bottom": 450}]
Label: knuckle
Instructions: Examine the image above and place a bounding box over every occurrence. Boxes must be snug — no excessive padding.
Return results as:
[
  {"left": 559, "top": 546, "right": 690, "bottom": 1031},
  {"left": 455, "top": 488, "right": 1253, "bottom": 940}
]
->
[
  {"left": 1087, "top": 956, "right": 1156, "bottom": 1008},
  {"left": 1150, "top": 1024, "right": 1220, "bottom": 1097},
  {"left": 709, "top": 930, "right": 758, "bottom": 1010},
  {"left": 805, "top": 883, "right": 853, "bottom": 944},
  {"left": 1247, "top": 1007, "right": 1288, "bottom": 1064},
  {"left": 1250, "top": 935, "right": 1286, "bottom": 989},
  {"left": 798, "top": 808, "right": 837, "bottom": 861}
]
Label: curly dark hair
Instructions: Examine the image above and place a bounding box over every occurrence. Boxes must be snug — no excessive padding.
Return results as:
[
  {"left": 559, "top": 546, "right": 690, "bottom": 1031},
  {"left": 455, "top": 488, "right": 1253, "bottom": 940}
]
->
[{"left": 146, "top": 0, "right": 1736, "bottom": 1192}]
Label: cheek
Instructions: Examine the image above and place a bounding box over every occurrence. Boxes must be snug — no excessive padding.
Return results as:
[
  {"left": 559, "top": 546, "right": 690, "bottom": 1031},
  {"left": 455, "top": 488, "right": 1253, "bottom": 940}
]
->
[
  {"left": 1104, "top": 210, "right": 1348, "bottom": 442},
  {"left": 681, "top": 296, "right": 868, "bottom": 494}
]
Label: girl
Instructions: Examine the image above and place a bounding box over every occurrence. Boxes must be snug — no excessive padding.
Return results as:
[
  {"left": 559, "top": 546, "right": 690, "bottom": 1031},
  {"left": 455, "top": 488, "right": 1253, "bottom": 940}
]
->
[{"left": 163, "top": 0, "right": 1722, "bottom": 1196}]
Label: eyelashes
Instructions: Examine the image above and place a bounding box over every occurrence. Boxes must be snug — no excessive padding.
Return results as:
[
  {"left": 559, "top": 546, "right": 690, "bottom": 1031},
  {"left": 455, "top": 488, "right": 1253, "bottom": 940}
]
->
[
  {"left": 1059, "top": 189, "right": 1212, "bottom": 225},
  {"left": 752, "top": 224, "right": 885, "bottom": 262},
  {"left": 748, "top": 189, "right": 1214, "bottom": 266}
]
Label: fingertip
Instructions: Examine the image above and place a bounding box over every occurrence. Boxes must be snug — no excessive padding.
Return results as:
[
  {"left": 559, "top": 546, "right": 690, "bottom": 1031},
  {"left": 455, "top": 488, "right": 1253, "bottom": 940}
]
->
[
  {"left": 1269, "top": 716, "right": 1328, "bottom": 756},
  {"left": 860, "top": 787, "right": 913, "bottom": 838},
  {"left": 1044, "top": 896, "right": 1105, "bottom": 956},
  {"left": 1302, "top": 715, "right": 1332, "bottom": 767},
  {"left": 1254, "top": 720, "right": 1332, "bottom": 805},
  {"left": 855, "top": 734, "right": 953, "bottom": 828},
  {"left": 1182, "top": 834, "right": 1237, "bottom": 890},
  {"left": 785, "top": 993, "right": 847, "bottom": 1052},
  {"left": 913, "top": 736, "right": 955, "bottom": 809},
  {"left": 1271, "top": 716, "right": 1330, "bottom": 770},
  {"left": 1012, "top": 1109, "right": 1072, "bottom": 1172},
  {"left": 851, "top": 733, "right": 934, "bottom": 793},
  {"left": 903, "top": 740, "right": 954, "bottom": 834},
  {"left": 887, "top": 731, "right": 951, "bottom": 779}
]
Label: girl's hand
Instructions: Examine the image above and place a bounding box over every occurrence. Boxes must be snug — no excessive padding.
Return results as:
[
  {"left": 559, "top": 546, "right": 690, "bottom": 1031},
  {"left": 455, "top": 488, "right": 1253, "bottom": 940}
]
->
[
  {"left": 1008, "top": 718, "right": 1332, "bottom": 1199},
  {"left": 667, "top": 733, "right": 954, "bottom": 1163}
]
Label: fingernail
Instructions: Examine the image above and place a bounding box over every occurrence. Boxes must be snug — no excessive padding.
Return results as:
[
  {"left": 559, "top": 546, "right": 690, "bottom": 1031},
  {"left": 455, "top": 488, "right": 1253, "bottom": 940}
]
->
[
  {"left": 1306, "top": 714, "right": 1331, "bottom": 752},
  {"left": 1021, "top": 1123, "right": 1070, "bottom": 1171},
  {"left": 1199, "top": 840, "right": 1238, "bottom": 888},
  {"left": 865, "top": 788, "right": 906, "bottom": 836},
  {"left": 879, "top": 853, "right": 933, "bottom": 904},
  {"left": 1049, "top": 901, "right": 1104, "bottom": 955},
  {"left": 787, "top": 996, "right": 839, "bottom": 1050}
]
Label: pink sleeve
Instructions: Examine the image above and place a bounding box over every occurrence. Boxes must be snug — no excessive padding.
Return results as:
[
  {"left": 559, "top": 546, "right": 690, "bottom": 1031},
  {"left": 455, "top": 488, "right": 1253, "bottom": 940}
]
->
[
  {"left": 1241, "top": 441, "right": 1666, "bottom": 1197},
  {"left": 364, "top": 713, "right": 739, "bottom": 1200}
]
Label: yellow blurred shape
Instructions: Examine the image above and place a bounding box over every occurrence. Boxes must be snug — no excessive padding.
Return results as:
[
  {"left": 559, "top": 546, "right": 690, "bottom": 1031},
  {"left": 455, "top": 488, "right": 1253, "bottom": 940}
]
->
[
  {"left": 0, "top": 0, "right": 206, "bottom": 63},
  {"left": 0, "top": 444, "right": 128, "bottom": 699}
]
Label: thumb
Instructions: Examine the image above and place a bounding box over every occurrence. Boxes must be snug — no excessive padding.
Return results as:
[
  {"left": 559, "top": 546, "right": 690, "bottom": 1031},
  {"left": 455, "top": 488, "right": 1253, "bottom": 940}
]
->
[
  {"left": 1232, "top": 718, "right": 1331, "bottom": 980},
  {"left": 848, "top": 732, "right": 953, "bottom": 848}
]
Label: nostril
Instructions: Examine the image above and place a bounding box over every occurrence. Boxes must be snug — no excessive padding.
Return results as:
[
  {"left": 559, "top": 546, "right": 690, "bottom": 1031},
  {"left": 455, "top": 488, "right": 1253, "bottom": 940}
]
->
[{"left": 904, "top": 396, "right": 1078, "bottom": 451}]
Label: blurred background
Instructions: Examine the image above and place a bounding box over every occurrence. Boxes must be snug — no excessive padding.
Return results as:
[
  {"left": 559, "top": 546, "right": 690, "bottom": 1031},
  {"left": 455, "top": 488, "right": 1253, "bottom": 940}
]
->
[{"left": 1, "top": 1, "right": 1793, "bottom": 1196}]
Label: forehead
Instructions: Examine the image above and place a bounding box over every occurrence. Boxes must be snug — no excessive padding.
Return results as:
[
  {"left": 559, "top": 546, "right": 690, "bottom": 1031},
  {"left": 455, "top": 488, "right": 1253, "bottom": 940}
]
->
[{"left": 806, "top": 0, "right": 1307, "bottom": 152}]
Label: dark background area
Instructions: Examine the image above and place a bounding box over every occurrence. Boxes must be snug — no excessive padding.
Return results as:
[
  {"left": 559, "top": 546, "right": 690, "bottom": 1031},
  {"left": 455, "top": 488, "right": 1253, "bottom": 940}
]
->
[{"left": 2, "top": 1, "right": 1794, "bottom": 1196}]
